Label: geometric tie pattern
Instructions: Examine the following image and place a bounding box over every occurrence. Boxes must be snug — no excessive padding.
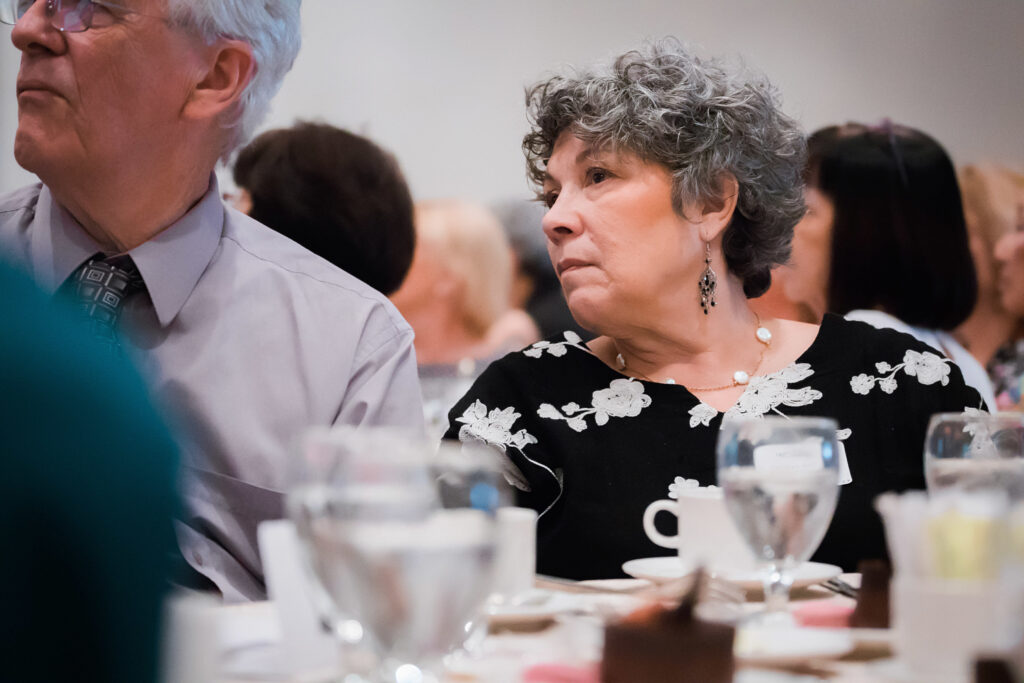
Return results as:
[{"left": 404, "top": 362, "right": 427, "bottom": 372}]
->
[{"left": 58, "top": 252, "right": 146, "bottom": 353}]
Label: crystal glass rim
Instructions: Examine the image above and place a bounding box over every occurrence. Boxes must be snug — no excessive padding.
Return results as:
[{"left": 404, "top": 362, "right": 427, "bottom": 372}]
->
[
  {"left": 927, "top": 411, "right": 1024, "bottom": 427},
  {"left": 720, "top": 415, "right": 839, "bottom": 430}
]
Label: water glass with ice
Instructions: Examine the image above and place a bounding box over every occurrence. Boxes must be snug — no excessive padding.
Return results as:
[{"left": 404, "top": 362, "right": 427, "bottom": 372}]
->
[
  {"left": 716, "top": 416, "right": 840, "bottom": 624},
  {"left": 925, "top": 411, "right": 1024, "bottom": 501}
]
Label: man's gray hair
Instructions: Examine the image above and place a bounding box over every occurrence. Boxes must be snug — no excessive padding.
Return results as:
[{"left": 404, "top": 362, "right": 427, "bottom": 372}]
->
[
  {"left": 523, "top": 38, "right": 806, "bottom": 298},
  {"left": 166, "top": 0, "right": 302, "bottom": 156}
]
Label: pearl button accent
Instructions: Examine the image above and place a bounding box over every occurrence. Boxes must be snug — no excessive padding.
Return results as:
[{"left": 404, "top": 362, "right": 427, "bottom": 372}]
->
[
  {"left": 756, "top": 327, "right": 772, "bottom": 344},
  {"left": 733, "top": 370, "right": 750, "bottom": 385}
]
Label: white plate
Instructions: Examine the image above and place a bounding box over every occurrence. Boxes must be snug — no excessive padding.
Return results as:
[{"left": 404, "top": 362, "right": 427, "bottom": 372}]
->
[
  {"left": 734, "top": 625, "right": 854, "bottom": 666},
  {"left": 871, "top": 658, "right": 966, "bottom": 683},
  {"left": 620, "top": 556, "right": 699, "bottom": 584},
  {"left": 621, "top": 557, "right": 840, "bottom": 590},
  {"left": 484, "top": 589, "right": 580, "bottom": 626}
]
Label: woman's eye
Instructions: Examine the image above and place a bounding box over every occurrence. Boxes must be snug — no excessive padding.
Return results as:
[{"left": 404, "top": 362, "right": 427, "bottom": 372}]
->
[
  {"left": 543, "top": 191, "right": 559, "bottom": 209},
  {"left": 588, "top": 168, "right": 609, "bottom": 184}
]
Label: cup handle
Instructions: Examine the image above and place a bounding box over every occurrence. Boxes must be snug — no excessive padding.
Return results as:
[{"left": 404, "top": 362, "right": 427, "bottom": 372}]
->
[{"left": 643, "top": 499, "right": 680, "bottom": 549}]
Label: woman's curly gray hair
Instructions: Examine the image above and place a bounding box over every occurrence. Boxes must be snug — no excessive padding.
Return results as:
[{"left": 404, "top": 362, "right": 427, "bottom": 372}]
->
[{"left": 523, "top": 39, "right": 806, "bottom": 298}]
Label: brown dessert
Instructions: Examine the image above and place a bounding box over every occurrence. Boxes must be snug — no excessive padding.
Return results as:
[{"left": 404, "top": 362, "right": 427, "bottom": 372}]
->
[
  {"left": 974, "top": 658, "right": 1017, "bottom": 683},
  {"left": 600, "top": 572, "right": 734, "bottom": 683},
  {"left": 848, "top": 559, "right": 890, "bottom": 629}
]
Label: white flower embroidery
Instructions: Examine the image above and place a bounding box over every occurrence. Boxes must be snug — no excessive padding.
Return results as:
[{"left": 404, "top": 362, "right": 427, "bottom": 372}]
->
[
  {"left": 903, "top": 350, "right": 951, "bottom": 386},
  {"left": 455, "top": 400, "right": 537, "bottom": 451},
  {"left": 538, "top": 378, "right": 652, "bottom": 432},
  {"left": 961, "top": 407, "right": 996, "bottom": 458},
  {"left": 851, "top": 374, "right": 874, "bottom": 395},
  {"left": 667, "top": 477, "right": 719, "bottom": 499},
  {"left": 727, "top": 363, "right": 822, "bottom": 419},
  {"left": 686, "top": 363, "right": 823, "bottom": 425},
  {"left": 689, "top": 402, "right": 718, "bottom": 428},
  {"left": 455, "top": 400, "right": 538, "bottom": 493},
  {"left": 668, "top": 477, "right": 700, "bottom": 499},
  {"left": 523, "top": 331, "right": 588, "bottom": 358},
  {"left": 849, "top": 349, "right": 952, "bottom": 396}
]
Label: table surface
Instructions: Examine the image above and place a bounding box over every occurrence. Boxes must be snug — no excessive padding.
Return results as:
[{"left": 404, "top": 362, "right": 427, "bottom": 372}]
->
[{"left": 214, "top": 574, "right": 899, "bottom": 683}]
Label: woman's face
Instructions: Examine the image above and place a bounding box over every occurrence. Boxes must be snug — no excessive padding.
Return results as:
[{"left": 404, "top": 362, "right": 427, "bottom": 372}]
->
[
  {"left": 994, "top": 222, "right": 1024, "bottom": 316},
  {"left": 540, "top": 133, "right": 703, "bottom": 332},
  {"left": 783, "top": 186, "right": 834, "bottom": 318}
]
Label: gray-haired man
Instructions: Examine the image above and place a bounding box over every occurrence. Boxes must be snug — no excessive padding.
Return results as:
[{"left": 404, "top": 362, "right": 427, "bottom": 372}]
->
[{"left": 0, "top": 0, "right": 424, "bottom": 600}]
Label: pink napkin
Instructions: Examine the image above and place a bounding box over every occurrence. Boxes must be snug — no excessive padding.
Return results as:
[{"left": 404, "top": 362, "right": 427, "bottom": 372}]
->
[{"left": 522, "top": 662, "right": 601, "bottom": 683}]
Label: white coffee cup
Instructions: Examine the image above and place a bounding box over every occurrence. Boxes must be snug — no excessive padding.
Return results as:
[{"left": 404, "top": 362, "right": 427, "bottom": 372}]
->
[
  {"left": 643, "top": 487, "right": 756, "bottom": 571},
  {"left": 892, "top": 577, "right": 1023, "bottom": 680}
]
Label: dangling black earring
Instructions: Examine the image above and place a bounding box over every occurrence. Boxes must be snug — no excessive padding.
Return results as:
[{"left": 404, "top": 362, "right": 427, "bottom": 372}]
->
[{"left": 699, "top": 242, "right": 717, "bottom": 315}]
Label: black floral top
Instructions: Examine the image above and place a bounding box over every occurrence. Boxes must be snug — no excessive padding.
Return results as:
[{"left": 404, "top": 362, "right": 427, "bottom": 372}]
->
[{"left": 444, "top": 315, "right": 984, "bottom": 580}]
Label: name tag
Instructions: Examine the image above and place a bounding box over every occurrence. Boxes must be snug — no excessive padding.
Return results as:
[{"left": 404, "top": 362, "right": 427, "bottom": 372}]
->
[
  {"left": 752, "top": 437, "right": 853, "bottom": 486},
  {"left": 753, "top": 439, "right": 824, "bottom": 472},
  {"left": 837, "top": 440, "right": 853, "bottom": 486}
]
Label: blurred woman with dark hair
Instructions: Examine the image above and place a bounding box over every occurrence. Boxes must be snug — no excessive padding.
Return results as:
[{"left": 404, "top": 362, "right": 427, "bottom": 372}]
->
[
  {"left": 232, "top": 122, "right": 415, "bottom": 295},
  {"left": 784, "top": 122, "right": 995, "bottom": 407}
]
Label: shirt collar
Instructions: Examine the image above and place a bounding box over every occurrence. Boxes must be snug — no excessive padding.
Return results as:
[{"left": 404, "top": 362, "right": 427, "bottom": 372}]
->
[{"left": 31, "top": 175, "right": 225, "bottom": 328}]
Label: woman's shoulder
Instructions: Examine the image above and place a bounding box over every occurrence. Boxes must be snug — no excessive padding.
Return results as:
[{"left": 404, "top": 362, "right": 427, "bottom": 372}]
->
[
  {"left": 814, "top": 313, "right": 946, "bottom": 358},
  {"left": 816, "top": 315, "right": 983, "bottom": 407},
  {"left": 457, "top": 330, "right": 603, "bottom": 398}
]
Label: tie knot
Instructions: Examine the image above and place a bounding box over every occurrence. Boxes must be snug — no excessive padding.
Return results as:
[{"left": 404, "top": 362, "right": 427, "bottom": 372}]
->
[{"left": 60, "top": 253, "right": 147, "bottom": 351}]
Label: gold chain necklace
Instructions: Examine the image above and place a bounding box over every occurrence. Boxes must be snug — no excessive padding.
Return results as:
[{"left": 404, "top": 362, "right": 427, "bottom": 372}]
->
[{"left": 614, "top": 316, "right": 773, "bottom": 392}]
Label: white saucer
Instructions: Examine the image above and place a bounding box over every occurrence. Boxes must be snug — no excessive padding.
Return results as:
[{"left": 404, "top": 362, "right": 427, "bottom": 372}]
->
[
  {"left": 734, "top": 625, "right": 854, "bottom": 666},
  {"left": 716, "top": 562, "right": 843, "bottom": 590},
  {"left": 620, "top": 556, "right": 698, "bottom": 584},
  {"left": 621, "top": 557, "right": 841, "bottom": 590}
]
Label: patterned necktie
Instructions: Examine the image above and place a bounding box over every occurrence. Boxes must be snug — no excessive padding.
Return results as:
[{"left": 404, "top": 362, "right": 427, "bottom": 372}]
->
[{"left": 60, "top": 253, "right": 146, "bottom": 353}]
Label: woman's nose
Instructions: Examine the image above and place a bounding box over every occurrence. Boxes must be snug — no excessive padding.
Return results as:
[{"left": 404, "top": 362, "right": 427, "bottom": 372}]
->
[{"left": 541, "top": 192, "right": 582, "bottom": 243}]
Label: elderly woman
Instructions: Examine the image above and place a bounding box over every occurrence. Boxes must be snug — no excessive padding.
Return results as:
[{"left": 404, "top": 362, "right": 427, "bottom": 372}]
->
[{"left": 444, "top": 40, "right": 982, "bottom": 580}]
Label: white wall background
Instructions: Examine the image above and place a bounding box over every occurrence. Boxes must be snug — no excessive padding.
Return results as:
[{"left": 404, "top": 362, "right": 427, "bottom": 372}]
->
[{"left": 1, "top": 0, "right": 1022, "bottom": 202}]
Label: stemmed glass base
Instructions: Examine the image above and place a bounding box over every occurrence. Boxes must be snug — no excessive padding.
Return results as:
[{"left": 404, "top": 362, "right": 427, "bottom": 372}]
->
[{"left": 742, "top": 562, "right": 797, "bottom": 627}]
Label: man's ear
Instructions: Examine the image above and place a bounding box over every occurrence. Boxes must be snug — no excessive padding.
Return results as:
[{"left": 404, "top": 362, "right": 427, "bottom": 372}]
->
[
  {"left": 183, "top": 39, "right": 255, "bottom": 121},
  {"left": 695, "top": 173, "right": 740, "bottom": 243}
]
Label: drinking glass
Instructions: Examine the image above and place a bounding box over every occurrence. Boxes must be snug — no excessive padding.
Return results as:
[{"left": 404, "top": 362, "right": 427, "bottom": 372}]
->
[
  {"left": 716, "top": 416, "right": 840, "bottom": 624},
  {"left": 925, "top": 412, "right": 1024, "bottom": 501},
  {"left": 287, "top": 427, "right": 509, "bottom": 683}
]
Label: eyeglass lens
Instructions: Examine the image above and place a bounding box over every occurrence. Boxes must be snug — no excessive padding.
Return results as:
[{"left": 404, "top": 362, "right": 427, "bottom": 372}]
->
[{"left": 2, "top": 0, "right": 96, "bottom": 32}]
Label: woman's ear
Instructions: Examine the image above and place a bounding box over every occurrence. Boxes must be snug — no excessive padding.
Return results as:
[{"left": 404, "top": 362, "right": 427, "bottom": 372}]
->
[
  {"left": 182, "top": 39, "right": 255, "bottom": 122},
  {"left": 695, "top": 173, "right": 740, "bottom": 243}
]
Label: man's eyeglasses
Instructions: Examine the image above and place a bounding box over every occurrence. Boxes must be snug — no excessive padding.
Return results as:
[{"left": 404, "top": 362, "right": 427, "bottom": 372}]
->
[{"left": 0, "top": 0, "right": 158, "bottom": 33}]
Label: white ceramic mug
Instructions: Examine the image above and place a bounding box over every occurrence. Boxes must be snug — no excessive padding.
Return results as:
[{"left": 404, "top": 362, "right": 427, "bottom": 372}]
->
[{"left": 642, "top": 487, "right": 755, "bottom": 571}]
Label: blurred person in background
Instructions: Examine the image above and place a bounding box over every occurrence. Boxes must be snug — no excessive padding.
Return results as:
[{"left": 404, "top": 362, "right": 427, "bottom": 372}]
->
[
  {"left": 0, "top": 261, "right": 179, "bottom": 683},
  {"left": 232, "top": 121, "right": 415, "bottom": 295},
  {"left": 957, "top": 165, "right": 1024, "bottom": 409},
  {"left": 782, "top": 122, "right": 996, "bottom": 408},
  {"left": 445, "top": 41, "right": 982, "bottom": 580},
  {"left": 0, "top": 0, "right": 423, "bottom": 601},
  {"left": 495, "top": 198, "right": 591, "bottom": 340},
  {"left": 392, "top": 198, "right": 539, "bottom": 364},
  {"left": 990, "top": 191, "right": 1024, "bottom": 409},
  {"left": 391, "top": 199, "right": 539, "bottom": 437}
]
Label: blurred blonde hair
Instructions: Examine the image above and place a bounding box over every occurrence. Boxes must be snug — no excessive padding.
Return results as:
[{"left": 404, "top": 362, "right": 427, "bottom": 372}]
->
[
  {"left": 959, "top": 164, "right": 1024, "bottom": 249},
  {"left": 414, "top": 199, "right": 512, "bottom": 337}
]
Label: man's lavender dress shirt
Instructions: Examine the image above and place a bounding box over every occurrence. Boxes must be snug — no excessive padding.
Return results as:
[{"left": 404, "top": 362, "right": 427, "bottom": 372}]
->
[{"left": 0, "top": 178, "right": 425, "bottom": 601}]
